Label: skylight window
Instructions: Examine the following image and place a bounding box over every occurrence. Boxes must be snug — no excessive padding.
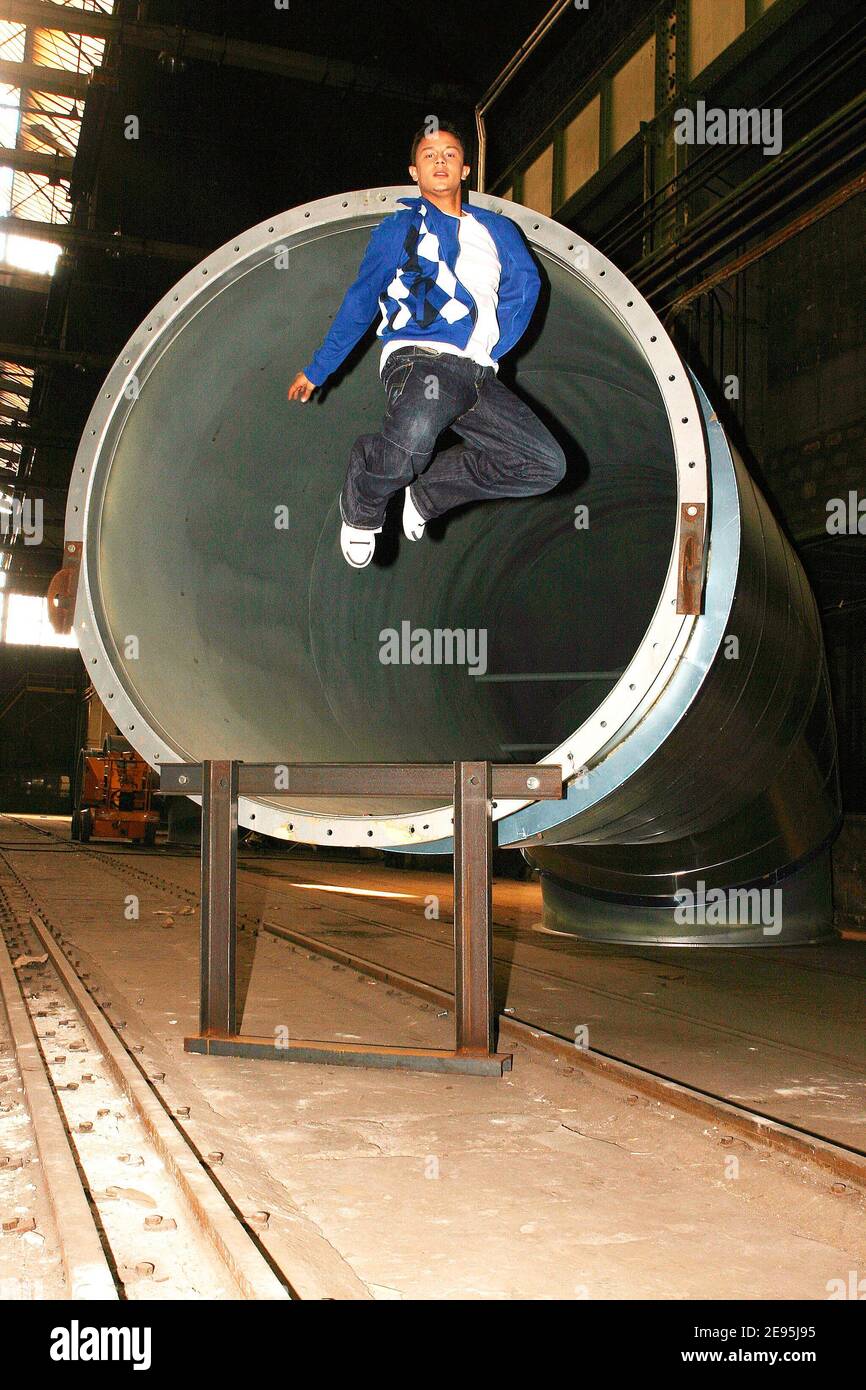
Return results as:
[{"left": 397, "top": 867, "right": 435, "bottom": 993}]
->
[
  {"left": 1, "top": 591, "right": 78, "bottom": 646},
  {"left": 0, "top": 1, "right": 116, "bottom": 276}
]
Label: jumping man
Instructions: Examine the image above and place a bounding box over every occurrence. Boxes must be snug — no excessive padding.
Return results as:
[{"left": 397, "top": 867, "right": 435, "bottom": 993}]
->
[{"left": 288, "top": 121, "right": 566, "bottom": 568}]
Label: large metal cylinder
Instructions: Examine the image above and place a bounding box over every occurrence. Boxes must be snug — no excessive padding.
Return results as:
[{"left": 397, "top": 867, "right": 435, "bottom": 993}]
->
[{"left": 62, "top": 187, "right": 841, "bottom": 943}]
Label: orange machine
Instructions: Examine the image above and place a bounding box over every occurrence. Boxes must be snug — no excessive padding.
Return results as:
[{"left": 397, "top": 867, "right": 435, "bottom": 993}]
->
[{"left": 71, "top": 735, "right": 160, "bottom": 845}]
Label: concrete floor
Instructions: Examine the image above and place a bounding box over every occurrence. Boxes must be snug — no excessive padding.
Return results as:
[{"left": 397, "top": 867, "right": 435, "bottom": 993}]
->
[
  {"left": 242, "top": 853, "right": 866, "bottom": 1149},
  {"left": 2, "top": 815, "right": 865, "bottom": 1299}
]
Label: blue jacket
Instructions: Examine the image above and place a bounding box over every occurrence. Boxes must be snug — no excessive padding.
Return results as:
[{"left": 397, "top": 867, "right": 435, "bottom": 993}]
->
[{"left": 302, "top": 195, "right": 541, "bottom": 387}]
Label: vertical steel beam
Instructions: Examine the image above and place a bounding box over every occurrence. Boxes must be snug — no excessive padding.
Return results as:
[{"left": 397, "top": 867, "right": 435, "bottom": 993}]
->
[
  {"left": 200, "top": 758, "right": 237, "bottom": 1036},
  {"left": 453, "top": 760, "right": 494, "bottom": 1056}
]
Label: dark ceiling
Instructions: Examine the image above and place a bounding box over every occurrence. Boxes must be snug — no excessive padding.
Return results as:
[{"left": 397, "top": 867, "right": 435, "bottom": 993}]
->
[{"left": 142, "top": 0, "right": 551, "bottom": 94}]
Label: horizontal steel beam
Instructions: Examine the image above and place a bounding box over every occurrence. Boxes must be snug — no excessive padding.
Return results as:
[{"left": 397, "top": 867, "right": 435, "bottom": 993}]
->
[
  {"left": 0, "top": 266, "right": 52, "bottom": 295},
  {"left": 0, "top": 58, "right": 89, "bottom": 98},
  {"left": 0, "top": 341, "right": 113, "bottom": 370},
  {"left": 0, "top": 425, "right": 78, "bottom": 449},
  {"left": 0, "top": 148, "right": 73, "bottom": 179},
  {"left": 665, "top": 168, "right": 866, "bottom": 319},
  {"left": 158, "top": 761, "right": 564, "bottom": 801},
  {"left": 185, "top": 1035, "right": 511, "bottom": 1076},
  {"left": 0, "top": 374, "right": 32, "bottom": 396},
  {"left": 0, "top": 574, "right": 60, "bottom": 595},
  {"left": 0, "top": 215, "right": 207, "bottom": 263},
  {"left": 1, "top": 1, "right": 471, "bottom": 105}
]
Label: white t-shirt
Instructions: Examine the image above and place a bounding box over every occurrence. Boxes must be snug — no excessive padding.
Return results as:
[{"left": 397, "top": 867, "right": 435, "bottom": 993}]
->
[{"left": 380, "top": 210, "right": 502, "bottom": 374}]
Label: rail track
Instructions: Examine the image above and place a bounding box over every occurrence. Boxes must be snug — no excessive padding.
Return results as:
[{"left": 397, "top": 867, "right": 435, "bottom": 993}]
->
[
  {"left": 0, "top": 841, "right": 295, "bottom": 1300},
  {"left": 3, "top": 812, "right": 866, "bottom": 1210},
  {"left": 7, "top": 813, "right": 860, "bottom": 983},
  {"left": 66, "top": 829, "right": 866, "bottom": 1084}
]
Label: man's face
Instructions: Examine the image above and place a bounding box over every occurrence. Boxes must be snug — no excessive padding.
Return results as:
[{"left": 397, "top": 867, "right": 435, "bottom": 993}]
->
[{"left": 409, "top": 130, "right": 470, "bottom": 198}]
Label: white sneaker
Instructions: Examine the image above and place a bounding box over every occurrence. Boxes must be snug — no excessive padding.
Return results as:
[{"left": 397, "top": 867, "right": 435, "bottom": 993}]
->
[
  {"left": 403, "top": 486, "right": 427, "bottom": 541},
  {"left": 340, "top": 521, "right": 380, "bottom": 568}
]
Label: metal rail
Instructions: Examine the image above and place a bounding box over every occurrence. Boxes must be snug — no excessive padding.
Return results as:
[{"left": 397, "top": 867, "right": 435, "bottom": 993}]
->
[
  {"left": 0, "top": 895, "right": 117, "bottom": 1300},
  {"left": 0, "top": 837, "right": 291, "bottom": 1300},
  {"left": 25, "top": 911, "right": 290, "bottom": 1300}
]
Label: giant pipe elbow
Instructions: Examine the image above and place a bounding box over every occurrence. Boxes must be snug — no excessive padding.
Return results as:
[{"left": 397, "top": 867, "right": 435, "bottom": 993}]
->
[{"left": 60, "top": 188, "right": 841, "bottom": 943}]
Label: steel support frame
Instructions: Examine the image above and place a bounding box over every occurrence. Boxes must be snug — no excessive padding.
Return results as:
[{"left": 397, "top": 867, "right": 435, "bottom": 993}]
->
[{"left": 160, "top": 759, "right": 563, "bottom": 1077}]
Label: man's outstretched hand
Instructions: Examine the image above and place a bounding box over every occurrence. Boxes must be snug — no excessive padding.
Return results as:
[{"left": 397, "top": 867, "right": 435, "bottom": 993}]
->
[{"left": 288, "top": 371, "right": 316, "bottom": 403}]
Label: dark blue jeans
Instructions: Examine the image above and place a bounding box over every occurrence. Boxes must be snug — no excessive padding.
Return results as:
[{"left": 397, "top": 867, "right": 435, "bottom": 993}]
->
[{"left": 340, "top": 346, "right": 566, "bottom": 530}]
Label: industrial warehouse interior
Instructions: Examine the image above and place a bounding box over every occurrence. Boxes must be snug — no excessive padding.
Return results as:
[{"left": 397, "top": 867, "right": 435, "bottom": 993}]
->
[{"left": 0, "top": 0, "right": 864, "bottom": 1354}]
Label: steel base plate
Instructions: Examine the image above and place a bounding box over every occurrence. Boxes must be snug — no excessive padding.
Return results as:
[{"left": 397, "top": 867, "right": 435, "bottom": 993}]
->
[{"left": 184, "top": 1035, "right": 513, "bottom": 1075}]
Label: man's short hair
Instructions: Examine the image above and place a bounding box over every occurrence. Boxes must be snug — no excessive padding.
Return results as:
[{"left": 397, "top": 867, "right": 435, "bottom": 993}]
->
[{"left": 410, "top": 121, "right": 468, "bottom": 166}]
